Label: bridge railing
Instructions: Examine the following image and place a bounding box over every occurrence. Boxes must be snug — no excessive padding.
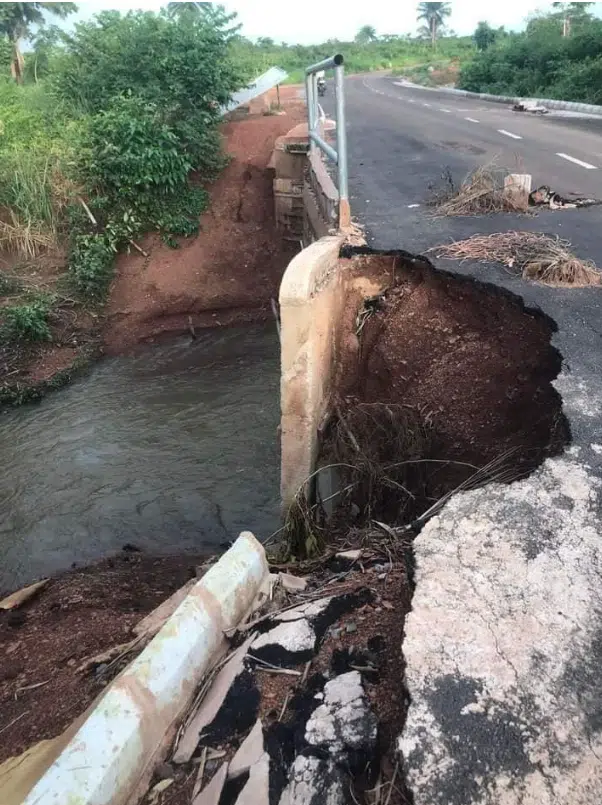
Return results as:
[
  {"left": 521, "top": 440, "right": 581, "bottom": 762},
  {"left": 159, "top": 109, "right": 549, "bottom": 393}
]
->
[{"left": 305, "top": 54, "right": 350, "bottom": 229}]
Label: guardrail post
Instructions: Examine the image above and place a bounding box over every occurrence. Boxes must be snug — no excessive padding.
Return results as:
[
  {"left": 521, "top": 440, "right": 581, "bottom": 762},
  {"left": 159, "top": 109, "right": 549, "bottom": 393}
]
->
[
  {"left": 334, "top": 62, "right": 350, "bottom": 229},
  {"left": 305, "top": 54, "right": 350, "bottom": 231}
]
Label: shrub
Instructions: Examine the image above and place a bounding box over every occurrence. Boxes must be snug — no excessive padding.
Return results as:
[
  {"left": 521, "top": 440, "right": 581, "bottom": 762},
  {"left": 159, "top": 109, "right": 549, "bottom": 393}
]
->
[
  {"left": 2, "top": 296, "right": 52, "bottom": 342},
  {"left": 68, "top": 232, "right": 115, "bottom": 300}
]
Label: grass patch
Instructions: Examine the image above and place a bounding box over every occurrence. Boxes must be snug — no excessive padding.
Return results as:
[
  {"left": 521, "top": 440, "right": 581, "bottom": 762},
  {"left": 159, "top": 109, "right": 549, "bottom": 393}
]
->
[{"left": 433, "top": 232, "right": 602, "bottom": 287}]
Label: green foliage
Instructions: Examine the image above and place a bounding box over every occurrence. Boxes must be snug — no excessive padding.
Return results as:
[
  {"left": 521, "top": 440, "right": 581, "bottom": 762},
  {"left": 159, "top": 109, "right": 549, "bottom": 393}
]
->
[
  {"left": 68, "top": 232, "right": 115, "bottom": 300},
  {"left": 1, "top": 295, "right": 52, "bottom": 342},
  {"left": 54, "top": 10, "right": 243, "bottom": 123},
  {"left": 355, "top": 25, "right": 377, "bottom": 45},
  {"left": 474, "top": 21, "right": 497, "bottom": 51},
  {"left": 83, "top": 96, "right": 192, "bottom": 202},
  {"left": 232, "top": 34, "right": 475, "bottom": 82},
  {"left": 0, "top": 3, "right": 77, "bottom": 83},
  {"left": 460, "top": 12, "right": 602, "bottom": 103}
]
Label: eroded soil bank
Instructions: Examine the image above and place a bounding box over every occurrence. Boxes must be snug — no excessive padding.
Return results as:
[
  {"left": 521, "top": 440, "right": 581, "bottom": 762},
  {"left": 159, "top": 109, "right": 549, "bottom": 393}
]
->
[
  {"left": 328, "top": 250, "right": 569, "bottom": 529},
  {"left": 0, "top": 92, "right": 305, "bottom": 402}
]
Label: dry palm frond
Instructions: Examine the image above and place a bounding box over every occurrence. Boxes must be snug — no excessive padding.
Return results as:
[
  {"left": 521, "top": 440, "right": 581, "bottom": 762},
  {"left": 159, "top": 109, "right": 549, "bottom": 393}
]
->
[
  {"left": 433, "top": 231, "right": 601, "bottom": 287},
  {"left": 431, "top": 163, "right": 528, "bottom": 216}
]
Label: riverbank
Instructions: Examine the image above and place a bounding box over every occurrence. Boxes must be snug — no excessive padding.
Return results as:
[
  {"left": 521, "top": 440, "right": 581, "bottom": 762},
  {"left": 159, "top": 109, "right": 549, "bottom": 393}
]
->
[{"left": 0, "top": 92, "right": 305, "bottom": 405}]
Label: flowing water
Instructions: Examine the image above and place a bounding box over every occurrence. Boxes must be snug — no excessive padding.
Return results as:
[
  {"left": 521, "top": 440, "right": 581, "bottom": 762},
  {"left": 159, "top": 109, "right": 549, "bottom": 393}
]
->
[{"left": 0, "top": 325, "right": 281, "bottom": 592}]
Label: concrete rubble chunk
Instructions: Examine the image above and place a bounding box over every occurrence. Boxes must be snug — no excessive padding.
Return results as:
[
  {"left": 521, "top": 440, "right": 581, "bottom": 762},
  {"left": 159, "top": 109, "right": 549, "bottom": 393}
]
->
[
  {"left": 305, "top": 671, "right": 378, "bottom": 757},
  {"left": 278, "top": 756, "right": 345, "bottom": 805},
  {"left": 276, "top": 597, "right": 332, "bottom": 623},
  {"left": 192, "top": 762, "right": 228, "bottom": 805},
  {"left": 279, "top": 572, "right": 308, "bottom": 593},
  {"left": 400, "top": 458, "right": 602, "bottom": 805},
  {"left": 174, "top": 633, "right": 256, "bottom": 764},
  {"left": 228, "top": 719, "right": 264, "bottom": 779},
  {"left": 233, "top": 752, "right": 270, "bottom": 805},
  {"left": 252, "top": 619, "right": 316, "bottom": 654}
]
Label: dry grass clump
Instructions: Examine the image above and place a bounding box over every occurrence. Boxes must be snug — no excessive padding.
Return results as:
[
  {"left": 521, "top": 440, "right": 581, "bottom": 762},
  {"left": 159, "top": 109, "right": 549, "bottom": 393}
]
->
[
  {"left": 433, "top": 231, "right": 601, "bottom": 287},
  {"left": 430, "top": 163, "right": 528, "bottom": 216},
  {"left": 0, "top": 216, "right": 55, "bottom": 260},
  {"left": 277, "top": 403, "right": 435, "bottom": 562}
]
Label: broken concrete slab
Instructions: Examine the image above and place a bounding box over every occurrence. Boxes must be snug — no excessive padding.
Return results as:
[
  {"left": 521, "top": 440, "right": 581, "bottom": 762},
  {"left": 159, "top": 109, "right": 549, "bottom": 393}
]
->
[
  {"left": 234, "top": 752, "right": 270, "bottom": 805},
  {"left": 400, "top": 457, "right": 602, "bottom": 805},
  {"left": 279, "top": 755, "right": 346, "bottom": 805},
  {"left": 174, "top": 633, "right": 256, "bottom": 764},
  {"left": 252, "top": 619, "right": 316, "bottom": 655},
  {"left": 192, "top": 762, "right": 228, "bottom": 805},
  {"left": 305, "top": 671, "right": 378, "bottom": 758},
  {"left": 228, "top": 719, "right": 264, "bottom": 780}
]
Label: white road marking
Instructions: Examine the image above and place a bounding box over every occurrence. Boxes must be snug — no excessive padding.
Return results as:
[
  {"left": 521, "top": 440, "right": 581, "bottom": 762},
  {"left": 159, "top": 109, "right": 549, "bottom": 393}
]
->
[
  {"left": 440, "top": 108, "right": 451, "bottom": 113},
  {"left": 422, "top": 102, "right": 431, "bottom": 107},
  {"left": 556, "top": 152, "right": 598, "bottom": 170},
  {"left": 465, "top": 117, "right": 480, "bottom": 123},
  {"left": 498, "top": 129, "right": 523, "bottom": 140}
]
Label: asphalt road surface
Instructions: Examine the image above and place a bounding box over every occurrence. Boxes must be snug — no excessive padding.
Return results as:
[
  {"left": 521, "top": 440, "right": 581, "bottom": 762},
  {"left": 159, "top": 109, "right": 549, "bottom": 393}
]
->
[{"left": 333, "top": 73, "right": 602, "bottom": 262}]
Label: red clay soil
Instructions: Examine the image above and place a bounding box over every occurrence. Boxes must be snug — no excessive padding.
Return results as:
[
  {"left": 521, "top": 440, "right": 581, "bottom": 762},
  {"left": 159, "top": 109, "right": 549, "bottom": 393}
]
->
[
  {"left": 335, "top": 254, "right": 568, "bottom": 504},
  {"left": 104, "top": 102, "right": 306, "bottom": 353},
  {"left": 0, "top": 553, "right": 204, "bottom": 765}
]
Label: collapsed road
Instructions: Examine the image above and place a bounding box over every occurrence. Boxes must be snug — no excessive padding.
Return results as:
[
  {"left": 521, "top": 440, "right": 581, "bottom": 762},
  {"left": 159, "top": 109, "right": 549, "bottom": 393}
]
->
[{"left": 320, "top": 74, "right": 602, "bottom": 805}]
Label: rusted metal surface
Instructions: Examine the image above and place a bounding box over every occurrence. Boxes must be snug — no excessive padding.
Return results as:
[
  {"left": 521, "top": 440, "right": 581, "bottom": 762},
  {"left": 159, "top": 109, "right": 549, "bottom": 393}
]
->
[{"left": 22, "top": 533, "right": 269, "bottom": 805}]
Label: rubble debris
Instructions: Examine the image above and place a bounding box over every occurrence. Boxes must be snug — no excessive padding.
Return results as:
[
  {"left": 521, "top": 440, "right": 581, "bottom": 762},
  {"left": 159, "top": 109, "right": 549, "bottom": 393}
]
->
[
  {"left": 192, "top": 762, "right": 227, "bottom": 805},
  {"left": 228, "top": 719, "right": 264, "bottom": 779},
  {"left": 512, "top": 101, "right": 548, "bottom": 114},
  {"left": 173, "top": 633, "right": 256, "bottom": 763},
  {"left": 278, "top": 573, "right": 308, "bottom": 593},
  {"left": 279, "top": 756, "right": 346, "bottom": 805},
  {"left": 234, "top": 751, "right": 270, "bottom": 805},
  {"left": 529, "top": 184, "right": 602, "bottom": 210},
  {"left": 305, "top": 671, "right": 378, "bottom": 757},
  {"left": 0, "top": 580, "right": 49, "bottom": 611}
]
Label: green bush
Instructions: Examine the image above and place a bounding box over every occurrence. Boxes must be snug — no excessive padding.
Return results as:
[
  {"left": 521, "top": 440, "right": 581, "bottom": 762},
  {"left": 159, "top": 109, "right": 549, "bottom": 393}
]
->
[
  {"left": 2, "top": 296, "right": 52, "bottom": 342},
  {"left": 459, "top": 16, "right": 602, "bottom": 104},
  {"left": 68, "top": 232, "right": 115, "bottom": 300},
  {"left": 82, "top": 96, "right": 192, "bottom": 202}
]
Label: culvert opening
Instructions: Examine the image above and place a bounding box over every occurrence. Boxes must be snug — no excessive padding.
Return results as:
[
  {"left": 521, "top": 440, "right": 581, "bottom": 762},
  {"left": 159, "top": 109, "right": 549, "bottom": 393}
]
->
[{"left": 281, "top": 247, "right": 570, "bottom": 560}]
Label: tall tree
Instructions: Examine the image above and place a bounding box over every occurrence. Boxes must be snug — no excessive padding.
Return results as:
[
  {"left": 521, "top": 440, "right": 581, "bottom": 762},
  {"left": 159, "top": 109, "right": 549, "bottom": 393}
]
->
[
  {"left": 355, "top": 25, "right": 377, "bottom": 44},
  {"left": 552, "top": 2, "right": 595, "bottom": 36},
  {"left": 166, "top": 2, "right": 240, "bottom": 39},
  {"left": 0, "top": 2, "right": 77, "bottom": 83},
  {"left": 474, "top": 21, "right": 497, "bottom": 51},
  {"left": 416, "top": 2, "right": 451, "bottom": 47}
]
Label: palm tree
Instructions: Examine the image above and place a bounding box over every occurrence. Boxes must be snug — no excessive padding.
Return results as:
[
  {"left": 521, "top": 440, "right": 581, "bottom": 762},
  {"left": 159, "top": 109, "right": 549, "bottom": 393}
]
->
[
  {"left": 416, "top": 2, "right": 451, "bottom": 48},
  {"left": 355, "top": 25, "right": 377, "bottom": 45},
  {"left": 0, "top": 2, "right": 77, "bottom": 83},
  {"left": 552, "top": 2, "right": 594, "bottom": 36},
  {"left": 166, "top": 2, "right": 211, "bottom": 16}
]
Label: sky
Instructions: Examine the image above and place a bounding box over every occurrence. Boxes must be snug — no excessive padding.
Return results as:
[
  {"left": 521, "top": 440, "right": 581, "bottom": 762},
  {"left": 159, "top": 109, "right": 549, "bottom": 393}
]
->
[{"left": 71, "top": 1, "right": 602, "bottom": 44}]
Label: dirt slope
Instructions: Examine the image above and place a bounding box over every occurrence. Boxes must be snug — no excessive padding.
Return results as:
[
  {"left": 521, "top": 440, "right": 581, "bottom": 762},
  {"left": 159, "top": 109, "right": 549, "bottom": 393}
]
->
[{"left": 104, "top": 103, "right": 305, "bottom": 353}]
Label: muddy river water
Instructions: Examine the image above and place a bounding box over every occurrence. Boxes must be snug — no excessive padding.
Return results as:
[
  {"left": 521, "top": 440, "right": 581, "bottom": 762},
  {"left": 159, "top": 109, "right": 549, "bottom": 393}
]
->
[{"left": 0, "top": 325, "right": 281, "bottom": 592}]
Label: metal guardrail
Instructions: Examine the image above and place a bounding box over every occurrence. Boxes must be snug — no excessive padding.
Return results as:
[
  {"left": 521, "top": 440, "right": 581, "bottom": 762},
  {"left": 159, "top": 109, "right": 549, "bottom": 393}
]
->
[{"left": 305, "top": 54, "right": 350, "bottom": 229}]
